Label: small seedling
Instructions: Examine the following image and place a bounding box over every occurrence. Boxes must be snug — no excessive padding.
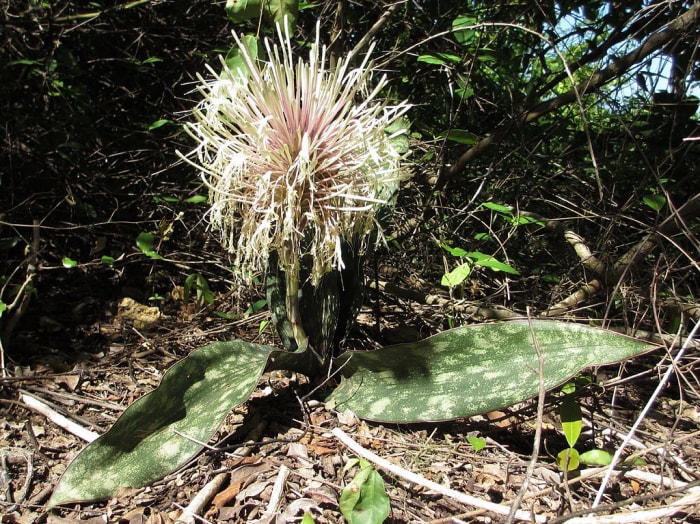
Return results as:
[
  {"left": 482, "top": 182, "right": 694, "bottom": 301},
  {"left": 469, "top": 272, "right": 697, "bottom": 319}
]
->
[
  {"left": 439, "top": 240, "right": 519, "bottom": 288},
  {"left": 136, "top": 232, "right": 162, "bottom": 260},
  {"left": 183, "top": 273, "right": 215, "bottom": 311},
  {"left": 467, "top": 435, "right": 486, "bottom": 452},
  {"left": 556, "top": 380, "right": 614, "bottom": 472},
  {"left": 339, "top": 458, "right": 390, "bottom": 524}
]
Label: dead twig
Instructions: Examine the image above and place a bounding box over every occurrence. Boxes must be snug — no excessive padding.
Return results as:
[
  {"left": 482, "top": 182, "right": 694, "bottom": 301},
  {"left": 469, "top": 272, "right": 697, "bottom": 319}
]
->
[
  {"left": 505, "top": 313, "right": 547, "bottom": 523},
  {"left": 175, "top": 471, "right": 228, "bottom": 524},
  {"left": 591, "top": 318, "right": 700, "bottom": 508},
  {"left": 18, "top": 392, "right": 100, "bottom": 443}
]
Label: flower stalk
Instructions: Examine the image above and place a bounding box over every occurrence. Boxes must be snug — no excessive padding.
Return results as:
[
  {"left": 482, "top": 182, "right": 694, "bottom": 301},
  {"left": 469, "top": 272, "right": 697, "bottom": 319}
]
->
[{"left": 181, "top": 21, "right": 410, "bottom": 354}]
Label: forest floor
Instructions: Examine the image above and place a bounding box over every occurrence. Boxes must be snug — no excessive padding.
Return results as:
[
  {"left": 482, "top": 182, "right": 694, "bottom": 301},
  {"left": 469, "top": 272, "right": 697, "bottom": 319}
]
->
[{"left": 1, "top": 227, "right": 700, "bottom": 523}]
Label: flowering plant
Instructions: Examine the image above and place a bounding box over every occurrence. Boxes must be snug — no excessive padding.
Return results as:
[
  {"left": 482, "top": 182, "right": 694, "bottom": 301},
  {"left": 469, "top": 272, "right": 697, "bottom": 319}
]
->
[{"left": 182, "top": 24, "right": 410, "bottom": 290}]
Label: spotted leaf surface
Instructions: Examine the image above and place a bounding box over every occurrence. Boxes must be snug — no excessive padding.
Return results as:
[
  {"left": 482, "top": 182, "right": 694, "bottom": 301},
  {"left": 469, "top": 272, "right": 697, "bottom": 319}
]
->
[
  {"left": 327, "top": 320, "right": 657, "bottom": 423},
  {"left": 49, "top": 340, "right": 281, "bottom": 507}
]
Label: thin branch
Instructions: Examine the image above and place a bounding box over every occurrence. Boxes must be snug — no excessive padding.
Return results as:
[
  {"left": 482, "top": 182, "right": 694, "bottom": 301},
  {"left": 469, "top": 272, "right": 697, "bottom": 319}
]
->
[
  {"left": 176, "top": 471, "right": 228, "bottom": 524},
  {"left": 505, "top": 313, "right": 546, "bottom": 523},
  {"left": 591, "top": 318, "right": 700, "bottom": 508},
  {"left": 19, "top": 392, "right": 100, "bottom": 443},
  {"left": 436, "top": 3, "right": 700, "bottom": 188},
  {"left": 347, "top": 1, "right": 404, "bottom": 64}
]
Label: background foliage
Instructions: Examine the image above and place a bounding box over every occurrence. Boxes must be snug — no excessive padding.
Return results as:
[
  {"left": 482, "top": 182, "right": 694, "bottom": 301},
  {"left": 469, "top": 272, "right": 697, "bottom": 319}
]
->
[{"left": 2, "top": 0, "right": 698, "bottom": 397}]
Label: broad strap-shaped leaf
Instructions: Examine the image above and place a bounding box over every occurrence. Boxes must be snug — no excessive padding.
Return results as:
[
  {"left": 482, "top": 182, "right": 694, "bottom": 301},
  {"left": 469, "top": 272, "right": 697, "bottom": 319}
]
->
[
  {"left": 327, "top": 320, "right": 657, "bottom": 423},
  {"left": 49, "top": 340, "right": 284, "bottom": 507}
]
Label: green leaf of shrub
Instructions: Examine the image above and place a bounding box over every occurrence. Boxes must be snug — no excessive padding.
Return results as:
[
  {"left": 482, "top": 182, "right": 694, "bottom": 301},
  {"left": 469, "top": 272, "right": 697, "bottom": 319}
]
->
[
  {"left": 467, "top": 435, "right": 486, "bottom": 452},
  {"left": 62, "top": 257, "right": 78, "bottom": 268},
  {"left": 183, "top": 195, "right": 208, "bottom": 204},
  {"left": 147, "top": 119, "right": 171, "bottom": 131},
  {"left": 439, "top": 242, "right": 469, "bottom": 257},
  {"left": 441, "top": 262, "right": 471, "bottom": 287},
  {"left": 417, "top": 52, "right": 462, "bottom": 66},
  {"left": 466, "top": 251, "right": 519, "bottom": 274},
  {"left": 327, "top": 320, "right": 657, "bottom": 423},
  {"left": 452, "top": 14, "right": 477, "bottom": 46},
  {"left": 438, "top": 129, "right": 478, "bottom": 145},
  {"left": 135, "top": 231, "right": 162, "bottom": 259},
  {"left": 481, "top": 202, "right": 512, "bottom": 214},
  {"left": 49, "top": 340, "right": 282, "bottom": 507}
]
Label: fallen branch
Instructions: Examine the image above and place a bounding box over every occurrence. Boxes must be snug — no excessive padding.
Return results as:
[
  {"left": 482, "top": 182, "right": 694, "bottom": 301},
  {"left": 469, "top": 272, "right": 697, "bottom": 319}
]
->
[
  {"left": 544, "top": 193, "right": 700, "bottom": 316},
  {"left": 332, "top": 427, "right": 547, "bottom": 523},
  {"left": 564, "top": 471, "right": 700, "bottom": 523},
  {"left": 368, "top": 279, "right": 521, "bottom": 320},
  {"left": 175, "top": 471, "right": 228, "bottom": 524},
  {"left": 19, "top": 392, "right": 99, "bottom": 443}
]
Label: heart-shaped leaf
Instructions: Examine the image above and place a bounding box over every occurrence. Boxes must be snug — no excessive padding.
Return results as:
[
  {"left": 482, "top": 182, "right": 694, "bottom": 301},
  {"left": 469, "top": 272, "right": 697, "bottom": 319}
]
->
[
  {"left": 327, "top": 320, "right": 657, "bottom": 423},
  {"left": 49, "top": 340, "right": 286, "bottom": 507}
]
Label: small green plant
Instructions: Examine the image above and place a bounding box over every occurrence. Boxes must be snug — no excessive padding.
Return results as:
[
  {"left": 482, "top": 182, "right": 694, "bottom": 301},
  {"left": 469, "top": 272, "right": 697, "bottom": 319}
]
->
[
  {"left": 339, "top": 458, "right": 390, "bottom": 524},
  {"left": 439, "top": 241, "right": 519, "bottom": 288},
  {"left": 62, "top": 257, "right": 79, "bottom": 268},
  {"left": 481, "top": 201, "right": 545, "bottom": 227},
  {"left": 183, "top": 273, "right": 214, "bottom": 311},
  {"left": 467, "top": 435, "right": 486, "bottom": 452},
  {"left": 556, "top": 380, "right": 613, "bottom": 472},
  {"left": 135, "top": 232, "right": 162, "bottom": 260}
]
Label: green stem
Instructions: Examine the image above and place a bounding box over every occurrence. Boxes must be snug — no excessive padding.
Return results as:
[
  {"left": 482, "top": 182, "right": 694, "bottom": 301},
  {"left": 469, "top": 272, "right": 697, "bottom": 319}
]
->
[{"left": 284, "top": 265, "right": 308, "bottom": 350}]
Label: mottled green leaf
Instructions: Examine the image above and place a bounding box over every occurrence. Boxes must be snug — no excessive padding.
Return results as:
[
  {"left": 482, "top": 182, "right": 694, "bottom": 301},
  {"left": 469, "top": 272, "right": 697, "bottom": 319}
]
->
[
  {"left": 385, "top": 116, "right": 410, "bottom": 155},
  {"left": 49, "top": 340, "right": 286, "bottom": 507},
  {"left": 327, "top": 320, "right": 657, "bottom": 423}
]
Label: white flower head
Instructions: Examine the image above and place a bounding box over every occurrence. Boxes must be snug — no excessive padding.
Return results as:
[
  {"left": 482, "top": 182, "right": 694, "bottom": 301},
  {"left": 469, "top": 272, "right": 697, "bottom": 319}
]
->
[{"left": 182, "top": 23, "right": 410, "bottom": 286}]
